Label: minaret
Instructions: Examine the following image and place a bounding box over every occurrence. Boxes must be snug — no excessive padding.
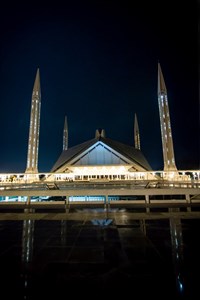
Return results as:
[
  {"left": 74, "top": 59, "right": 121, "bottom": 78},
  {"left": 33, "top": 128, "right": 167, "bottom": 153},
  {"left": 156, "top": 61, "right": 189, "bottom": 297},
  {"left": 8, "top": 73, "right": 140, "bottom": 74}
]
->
[
  {"left": 25, "top": 68, "right": 41, "bottom": 173},
  {"left": 158, "top": 63, "right": 177, "bottom": 171},
  {"left": 63, "top": 116, "right": 68, "bottom": 150},
  {"left": 134, "top": 113, "right": 140, "bottom": 150}
]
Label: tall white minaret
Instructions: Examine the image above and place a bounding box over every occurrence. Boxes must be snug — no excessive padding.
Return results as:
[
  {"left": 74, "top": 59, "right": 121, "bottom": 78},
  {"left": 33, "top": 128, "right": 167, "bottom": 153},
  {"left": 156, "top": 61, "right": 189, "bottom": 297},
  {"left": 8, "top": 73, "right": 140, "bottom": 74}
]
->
[
  {"left": 25, "top": 68, "right": 41, "bottom": 173},
  {"left": 134, "top": 113, "right": 140, "bottom": 150},
  {"left": 63, "top": 116, "right": 68, "bottom": 150},
  {"left": 158, "top": 63, "right": 177, "bottom": 171}
]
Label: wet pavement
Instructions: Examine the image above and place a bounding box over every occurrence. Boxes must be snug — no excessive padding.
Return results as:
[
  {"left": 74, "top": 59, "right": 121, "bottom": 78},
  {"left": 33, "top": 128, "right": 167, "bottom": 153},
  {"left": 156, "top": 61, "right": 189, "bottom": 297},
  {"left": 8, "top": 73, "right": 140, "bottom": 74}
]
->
[{"left": 0, "top": 210, "right": 199, "bottom": 299}]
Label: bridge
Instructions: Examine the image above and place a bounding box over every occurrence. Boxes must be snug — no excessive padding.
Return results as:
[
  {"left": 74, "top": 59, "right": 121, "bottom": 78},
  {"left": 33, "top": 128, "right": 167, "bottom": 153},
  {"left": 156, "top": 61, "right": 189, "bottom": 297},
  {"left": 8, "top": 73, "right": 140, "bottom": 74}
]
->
[{"left": 0, "top": 169, "right": 199, "bottom": 211}]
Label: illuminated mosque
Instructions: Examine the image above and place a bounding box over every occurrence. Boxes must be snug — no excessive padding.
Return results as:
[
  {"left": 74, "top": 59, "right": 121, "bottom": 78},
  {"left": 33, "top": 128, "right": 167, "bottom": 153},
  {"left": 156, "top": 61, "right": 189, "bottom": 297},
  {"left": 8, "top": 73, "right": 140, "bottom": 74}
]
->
[
  {"left": 1, "top": 63, "right": 199, "bottom": 205},
  {"left": 26, "top": 63, "right": 177, "bottom": 178}
]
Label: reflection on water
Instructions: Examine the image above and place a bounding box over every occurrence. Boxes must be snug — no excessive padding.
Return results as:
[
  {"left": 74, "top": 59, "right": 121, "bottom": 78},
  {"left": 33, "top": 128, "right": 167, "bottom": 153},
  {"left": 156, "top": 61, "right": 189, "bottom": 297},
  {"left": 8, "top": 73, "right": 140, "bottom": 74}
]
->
[
  {"left": 170, "top": 216, "right": 184, "bottom": 296},
  {"left": 139, "top": 219, "right": 146, "bottom": 235},
  {"left": 0, "top": 212, "right": 199, "bottom": 298},
  {"left": 22, "top": 220, "right": 34, "bottom": 263},
  {"left": 61, "top": 220, "right": 67, "bottom": 245},
  {"left": 91, "top": 219, "right": 113, "bottom": 226},
  {"left": 21, "top": 219, "right": 34, "bottom": 298}
]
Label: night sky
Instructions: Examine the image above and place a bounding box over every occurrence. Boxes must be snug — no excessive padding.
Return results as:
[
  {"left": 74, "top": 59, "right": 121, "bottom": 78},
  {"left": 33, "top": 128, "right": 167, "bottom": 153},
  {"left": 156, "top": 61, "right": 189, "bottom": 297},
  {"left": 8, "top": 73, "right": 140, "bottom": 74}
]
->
[{"left": 0, "top": 1, "right": 199, "bottom": 173}]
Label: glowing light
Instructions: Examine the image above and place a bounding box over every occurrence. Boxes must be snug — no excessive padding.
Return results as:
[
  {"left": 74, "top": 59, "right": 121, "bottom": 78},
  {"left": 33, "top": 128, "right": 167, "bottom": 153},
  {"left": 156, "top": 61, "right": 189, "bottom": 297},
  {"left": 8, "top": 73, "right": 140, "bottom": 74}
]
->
[{"left": 91, "top": 219, "right": 113, "bottom": 226}]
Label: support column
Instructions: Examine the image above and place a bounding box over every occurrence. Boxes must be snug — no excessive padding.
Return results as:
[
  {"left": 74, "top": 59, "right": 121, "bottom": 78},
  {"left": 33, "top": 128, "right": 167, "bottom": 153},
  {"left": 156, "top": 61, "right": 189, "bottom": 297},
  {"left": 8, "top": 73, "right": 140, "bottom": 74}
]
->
[
  {"left": 185, "top": 194, "right": 191, "bottom": 212},
  {"left": 27, "top": 196, "right": 31, "bottom": 205},
  {"left": 104, "top": 195, "right": 109, "bottom": 210},
  {"left": 25, "top": 196, "right": 32, "bottom": 213},
  {"left": 65, "top": 196, "right": 69, "bottom": 212},
  {"left": 104, "top": 195, "right": 109, "bottom": 219},
  {"left": 107, "top": 195, "right": 110, "bottom": 210},
  {"left": 145, "top": 195, "right": 150, "bottom": 213}
]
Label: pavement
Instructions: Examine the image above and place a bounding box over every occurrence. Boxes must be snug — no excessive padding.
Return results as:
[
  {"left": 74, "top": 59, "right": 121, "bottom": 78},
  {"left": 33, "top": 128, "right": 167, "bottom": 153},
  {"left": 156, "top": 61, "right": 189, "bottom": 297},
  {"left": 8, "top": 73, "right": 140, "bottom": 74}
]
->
[{"left": 0, "top": 208, "right": 199, "bottom": 299}]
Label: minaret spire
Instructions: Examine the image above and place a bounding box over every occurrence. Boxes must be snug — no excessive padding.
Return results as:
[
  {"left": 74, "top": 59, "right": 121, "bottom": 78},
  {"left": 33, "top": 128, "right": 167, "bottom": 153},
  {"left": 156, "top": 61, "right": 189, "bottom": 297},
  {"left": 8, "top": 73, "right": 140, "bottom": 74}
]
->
[
  {"left": 63, "top": 116, "right": 68, "bottom": 150},
  {"left": 134, "top": 113, "right": 140, "bottom": 150},
  {"left": 25, "top": 68, "right": 41, "bottom": 173},
  {"left": 158, "top": 63, "right": 177, "bottom": 171}
]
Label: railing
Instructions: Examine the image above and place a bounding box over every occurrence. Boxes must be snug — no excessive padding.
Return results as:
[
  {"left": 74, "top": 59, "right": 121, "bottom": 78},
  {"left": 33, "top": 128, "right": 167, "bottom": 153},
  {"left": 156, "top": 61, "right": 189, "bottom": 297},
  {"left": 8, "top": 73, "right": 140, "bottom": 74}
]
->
[{"left": 0, "top": 170, "right": 199, "bottom": 187}]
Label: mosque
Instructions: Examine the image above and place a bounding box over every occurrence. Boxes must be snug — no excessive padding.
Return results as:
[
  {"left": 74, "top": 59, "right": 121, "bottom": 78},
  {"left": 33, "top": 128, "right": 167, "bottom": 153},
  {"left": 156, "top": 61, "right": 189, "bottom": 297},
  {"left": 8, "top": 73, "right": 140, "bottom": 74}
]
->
[
  {"left": 1, "top": 63, "right": 199, "bottom": 205},
  {"left": 25, "top": 63, "right": 177, "bottom": 177}
]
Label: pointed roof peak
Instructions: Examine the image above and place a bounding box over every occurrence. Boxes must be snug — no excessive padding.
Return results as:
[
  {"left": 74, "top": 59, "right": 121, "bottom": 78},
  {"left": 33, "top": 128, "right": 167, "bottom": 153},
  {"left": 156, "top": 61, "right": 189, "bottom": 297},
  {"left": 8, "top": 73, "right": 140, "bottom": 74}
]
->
[
  {"left": 35, "top": 67, "right": 40, "bottom": 80},
  {"left": 63, "top": 115, "right": 68, "bottom": 151},
  {"left": 134, "top": 113, "right": 139, "bottom": 131},
  {"left": 134, "top": 112, "right": 138, "bottom": 121},
  {"left": 134, "top": 113, "right": 140, "bottom": 150},
  {"left": 64, "top": 116, "right": 68, "bottom": 132},
  {"left": 158, "top": 62, "right": 167, "bottom": 94},
  {"left": 33, "top": 68, "right": 40, "bottom": 94},
  {"left": 64, "top": 115, "right": 68, "bottom": 126}
]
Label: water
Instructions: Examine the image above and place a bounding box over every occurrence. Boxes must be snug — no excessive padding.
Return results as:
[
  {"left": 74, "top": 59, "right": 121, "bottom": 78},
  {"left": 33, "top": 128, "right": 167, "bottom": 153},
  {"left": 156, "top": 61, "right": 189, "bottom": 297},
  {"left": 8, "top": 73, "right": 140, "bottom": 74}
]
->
[{"left": 0, "top": 211, "right": 199, "bottom": 299}]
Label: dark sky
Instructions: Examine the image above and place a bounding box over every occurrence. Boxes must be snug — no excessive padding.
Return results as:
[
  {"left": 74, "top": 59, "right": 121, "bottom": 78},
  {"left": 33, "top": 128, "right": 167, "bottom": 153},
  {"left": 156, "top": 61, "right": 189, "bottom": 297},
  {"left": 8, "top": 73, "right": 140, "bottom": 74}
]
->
[{"left": 0, "top": 1, "right": 199, "bottom": 173}]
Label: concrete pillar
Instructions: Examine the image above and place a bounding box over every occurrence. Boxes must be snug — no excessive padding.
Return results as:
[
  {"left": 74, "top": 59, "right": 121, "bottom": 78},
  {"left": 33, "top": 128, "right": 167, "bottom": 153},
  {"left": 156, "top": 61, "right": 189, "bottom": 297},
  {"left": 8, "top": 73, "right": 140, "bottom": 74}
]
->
[
  {"left": 186, "top": 194, "right": 191, "bottom": 212},
  {"left": 24, "top": 196, "right": 32, "bottom": 213},
  {"left": 27, "top": 196, "right": 31, "bottom": 205},
  {"left": 65, "top": 196, "right": 69, "bottom": 212},
  {"left": 145, "top": 195, "right": 150, "bottom": 213},
  {"left": 104, "top": 195, "right": 108, "bottom": 210},
  {"left": 104, "top": 195, "right": 110, "bottom": 219},
  {"left": 107, "top": 195, "right": 110, "bottom": 210}
]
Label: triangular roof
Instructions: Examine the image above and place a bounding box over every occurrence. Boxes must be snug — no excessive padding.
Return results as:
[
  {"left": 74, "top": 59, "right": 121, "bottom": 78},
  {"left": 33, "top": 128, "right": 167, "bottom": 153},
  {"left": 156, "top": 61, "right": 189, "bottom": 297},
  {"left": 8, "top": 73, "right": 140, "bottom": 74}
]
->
[{"left": 51, "top": 136, "right": 152, "bottom": 172}]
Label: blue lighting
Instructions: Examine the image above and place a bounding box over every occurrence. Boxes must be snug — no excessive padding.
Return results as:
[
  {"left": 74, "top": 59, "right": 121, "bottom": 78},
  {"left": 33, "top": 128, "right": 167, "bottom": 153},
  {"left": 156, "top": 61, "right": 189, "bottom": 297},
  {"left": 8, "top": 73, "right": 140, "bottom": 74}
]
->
[
  {"left": 91, "top": 219, "right": 113, "bottom": 226},
  {"left": 177, "top": 274, "right": 184, "bottom": 294}
]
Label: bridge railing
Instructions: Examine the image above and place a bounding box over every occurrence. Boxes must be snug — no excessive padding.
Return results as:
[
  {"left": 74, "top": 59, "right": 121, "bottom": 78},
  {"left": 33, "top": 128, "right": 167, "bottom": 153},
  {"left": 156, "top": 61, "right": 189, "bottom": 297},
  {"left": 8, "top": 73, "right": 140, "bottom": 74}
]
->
[{"left": 0, "top": 170, "right": 199, "bottom": 185}]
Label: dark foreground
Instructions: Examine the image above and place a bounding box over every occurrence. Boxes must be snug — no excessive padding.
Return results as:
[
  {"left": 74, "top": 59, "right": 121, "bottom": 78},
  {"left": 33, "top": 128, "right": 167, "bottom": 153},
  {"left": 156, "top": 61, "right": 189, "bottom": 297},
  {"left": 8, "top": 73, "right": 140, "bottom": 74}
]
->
[{"left": 0, "top": 209, "right": 199, "bottom": 299}]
